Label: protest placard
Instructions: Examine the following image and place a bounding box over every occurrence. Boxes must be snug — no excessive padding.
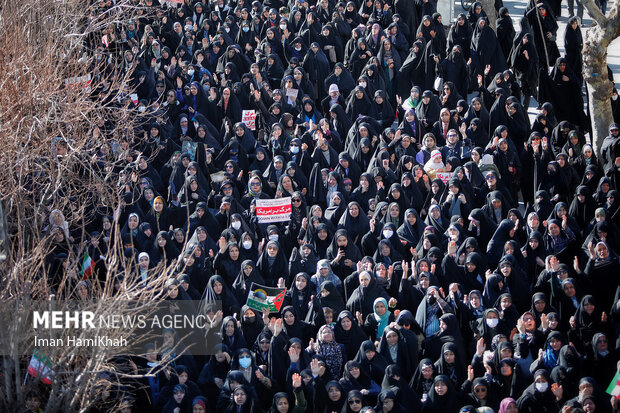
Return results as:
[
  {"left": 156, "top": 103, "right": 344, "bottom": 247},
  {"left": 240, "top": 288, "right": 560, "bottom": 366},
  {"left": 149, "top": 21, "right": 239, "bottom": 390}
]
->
[
  {"left": 256, "top": 197, "right": 291, "bottom": 223},
  {"left": 436, "top": 172, "right": 453, "bottom": 185},
  {"left": 242, "top": 110, "right": 256, "bottom": 130}
]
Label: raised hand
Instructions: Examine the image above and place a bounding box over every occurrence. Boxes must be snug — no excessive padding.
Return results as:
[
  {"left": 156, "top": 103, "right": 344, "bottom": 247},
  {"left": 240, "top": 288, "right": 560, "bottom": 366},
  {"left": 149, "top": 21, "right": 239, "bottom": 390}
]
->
[
  {"left": 310, "top": 358, "right": 321, "bottom": 376},
  {"left": 288, "top": 346, "right": 300, "bottom": 363},
  {"left": 476, "top": 337, "right": 485, "bottom": 356},
  {"left": 218, "top": 236, "right": 227, "bottom": 252}
]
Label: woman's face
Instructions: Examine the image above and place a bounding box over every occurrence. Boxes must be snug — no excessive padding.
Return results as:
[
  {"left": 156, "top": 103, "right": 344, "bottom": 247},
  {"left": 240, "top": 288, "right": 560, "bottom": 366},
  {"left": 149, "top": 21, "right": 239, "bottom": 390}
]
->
[
  {"left": 320, "top": 328, "right": 333, "bottom": 342},
  {"left": 328, "top": 386, "right": 341, "bottom": 401},
  {"left": 213, "top": 281, "right": 223, "bottom": 295},
  {"left": 129, "top": 215, "right": 139, "bottom": 228},
  {"left": 407, "top": 213, "right": 416, "bottom": 225},
  {"left": 78, "top": 284, "right": 88, "bottom": 299},
  {"left": 266, "top": 243, "right": 278, "bottom": 257},
  {"left": 473, "top": 384, "right": 487, "bottom": 400},
  {"left": 386, "top": 330, "right": 399, "bottom": 346},
  {"left": 337, "top": 236, "right": 348, "bottom": 247},
  {"left": 234, "top": 389, "right": 247, "bottom": 405},
  {"left": 283, "top": 311, "right": 295, "bottom": 325},
  {"left": 340, "top": 316, "right": 352, "bottom": 331},
  {"left": 597, "top": 244, "right": 609, "bottom": 258},
  {"left": 221, "top": 241, "right": 236, "bottom": 258},
  {"left": 375, "top": 301, "right": 386, "bottom": 316},
  {"left": 434, "top": 381, "right": 448, "bottom": 396},
  {"left": 225, "top": 320, "right": 235, "bottom": 336},
  {"left": 549, "top": 337, "right": 562, "bottom": 351},
  {"left": 534, "top": 298, "right": 546, "bottom": 313},
  {"left": 390, "top": 205, "right": 399, "bottom": 217},
  {"left": 470, "top": 294, "right": 481, "bottom": 308},
  {"left": 348, "top": 203, "right": 361, "bottom": 217},
  {"left": 276, "top": 397, "right": 289, "bottom": 413}
]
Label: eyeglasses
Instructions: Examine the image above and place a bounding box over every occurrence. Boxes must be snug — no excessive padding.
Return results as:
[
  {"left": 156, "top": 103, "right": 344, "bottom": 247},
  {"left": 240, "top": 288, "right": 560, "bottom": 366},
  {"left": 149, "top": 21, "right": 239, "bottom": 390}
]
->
[
  {"left": 485, "top": 176, "right": 496, "bottom": 180},
  {"left": 349, "top": 399, "right": 362, "bottom": 405},
  {"left": 292, "top": 199, "right": 302, "bottom": 203},
  {"left": 474, "top": 388, "right": 487, "bottom": 393},
  {"left": 250, "top": 182, "right": 261, "bottom": 187},
  {"left": 226, "top": 165, "right": 234, "bottom": 169},
  {"left": 447, "top": 134, "right": 457, "bottom": 138}
]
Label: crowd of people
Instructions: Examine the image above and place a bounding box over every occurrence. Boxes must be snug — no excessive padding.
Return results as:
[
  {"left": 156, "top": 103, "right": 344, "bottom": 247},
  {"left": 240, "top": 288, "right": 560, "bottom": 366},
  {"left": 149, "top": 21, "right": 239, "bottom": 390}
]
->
[{"left": 27, "top": 0, "right": 620, "bottom": 410}]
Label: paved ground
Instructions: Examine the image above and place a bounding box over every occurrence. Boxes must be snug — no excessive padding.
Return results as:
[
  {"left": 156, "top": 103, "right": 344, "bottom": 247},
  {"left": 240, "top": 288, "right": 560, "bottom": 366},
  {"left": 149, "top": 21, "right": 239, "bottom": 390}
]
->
[
  {"left": 443, "top": 0, "right": 620, "bottom": 120},
  {"left": 498, "top": 0, "right": 620, "bottom": 119}
]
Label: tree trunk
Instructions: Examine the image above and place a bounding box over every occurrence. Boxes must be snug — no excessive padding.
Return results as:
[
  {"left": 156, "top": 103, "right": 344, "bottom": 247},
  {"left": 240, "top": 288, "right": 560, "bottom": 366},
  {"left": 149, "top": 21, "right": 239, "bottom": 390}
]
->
[
  {"left": 481, "top": 0, "right": 498, "bottom": 30},
  {"left": 581, "top": 0, "right": 620, "bottom": 155},
  {"left": 583, "top": 23, "right": 614, "bottom": 154}
]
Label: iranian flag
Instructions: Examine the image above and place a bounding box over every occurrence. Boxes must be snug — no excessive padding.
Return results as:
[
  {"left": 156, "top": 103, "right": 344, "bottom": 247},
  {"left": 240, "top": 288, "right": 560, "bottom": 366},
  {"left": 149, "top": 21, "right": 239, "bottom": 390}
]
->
[
  {"left": 256, "top": 197, "right": 292, "bottom": 223},
  {"left": 81, "top": 252, "right": 95, "bottom": 279},
  {"left": 606, "top": 370, "right": 620, "bottom": 399},
  {"left": 27, "top": 350, "right": 54, "bottom": 385}
]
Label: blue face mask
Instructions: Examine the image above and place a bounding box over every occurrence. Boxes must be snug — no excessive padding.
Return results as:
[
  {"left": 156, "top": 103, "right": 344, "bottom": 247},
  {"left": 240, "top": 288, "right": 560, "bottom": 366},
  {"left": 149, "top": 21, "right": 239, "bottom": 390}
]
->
[
  {"left": 239, "top": 356, "right": 252, "bottom": 368},
  {"left": 243, "top": 26, "right": 250, "bottom": 32}
]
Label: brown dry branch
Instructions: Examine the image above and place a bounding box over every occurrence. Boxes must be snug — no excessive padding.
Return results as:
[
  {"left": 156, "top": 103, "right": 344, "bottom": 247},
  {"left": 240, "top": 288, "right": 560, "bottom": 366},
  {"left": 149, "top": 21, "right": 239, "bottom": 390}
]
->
[{"left": 0, "top": 0, "right": 194, "bottom": 411}]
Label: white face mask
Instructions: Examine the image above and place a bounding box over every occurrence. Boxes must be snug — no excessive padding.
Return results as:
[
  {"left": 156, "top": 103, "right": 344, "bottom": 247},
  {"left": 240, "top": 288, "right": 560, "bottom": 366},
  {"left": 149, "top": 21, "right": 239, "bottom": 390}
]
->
[
  {"left": 295, "top": 46, "right": 302, "bottom": 51},
  {"left": 535, "top": 382, "right": 548, "bottom": 392},
  {"left": 138, "top": 106, "right": 146, "bottom": 113},
  {"left": 290, "top": 146, "right": 299, "bottom": 154},
  {"left": 382, "top": 229, "right": 394, "bottom": 238},
  {"left": 243, "top": 240, "right": 253, "bottom": 249},
  {"left": 269, "top": 234, "right": 279, "bottom": 242},
  {"left": 232, "top": 221, "right": 241, "bottom": 230},
  {"left": 187, "top": 69, "right": 195, "bottom": 76},
  {"left": 359, "top": 82, "right": 367, "bottom": 88},
  {"left": 485, "top": 318, "right": 499, "bottom": 328},
  {"left": 613, "top": 95, "right": 618, "bottom": 101},
  {"left": 280, "top": 24, "right": 287, "bottom": 30}
]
